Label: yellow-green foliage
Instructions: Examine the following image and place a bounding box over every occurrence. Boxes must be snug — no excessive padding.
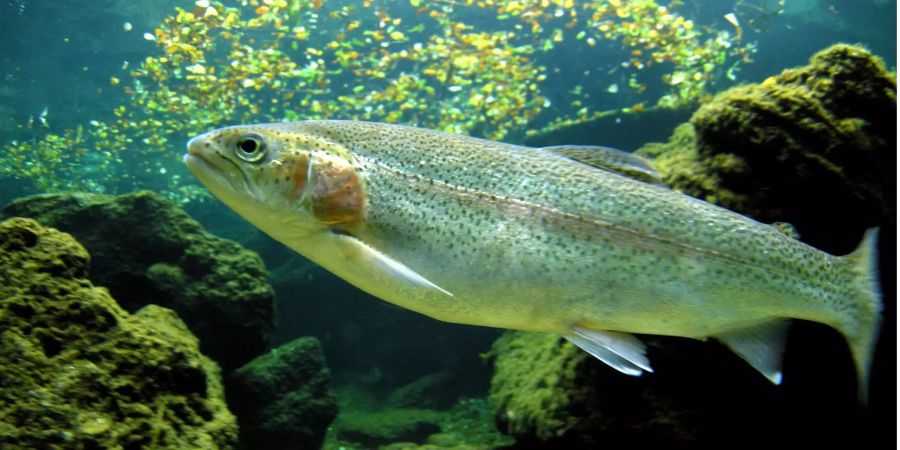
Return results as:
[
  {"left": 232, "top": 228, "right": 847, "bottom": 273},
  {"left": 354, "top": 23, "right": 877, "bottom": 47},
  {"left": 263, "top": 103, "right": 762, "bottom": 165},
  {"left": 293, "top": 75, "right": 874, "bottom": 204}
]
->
[{"left": 2, "top": 0, "right": 753, "bottom": 201}]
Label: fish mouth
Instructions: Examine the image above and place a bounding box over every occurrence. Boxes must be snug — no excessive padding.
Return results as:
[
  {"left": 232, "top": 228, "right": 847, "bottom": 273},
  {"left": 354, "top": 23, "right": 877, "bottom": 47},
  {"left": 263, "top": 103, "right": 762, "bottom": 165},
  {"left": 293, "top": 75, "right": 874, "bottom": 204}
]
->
[
  {"left": 183, "top": 152, "right": 224, "bottom": 188},
  {"left": 183, "top": 151, "right": 251, "bottom": 200}
]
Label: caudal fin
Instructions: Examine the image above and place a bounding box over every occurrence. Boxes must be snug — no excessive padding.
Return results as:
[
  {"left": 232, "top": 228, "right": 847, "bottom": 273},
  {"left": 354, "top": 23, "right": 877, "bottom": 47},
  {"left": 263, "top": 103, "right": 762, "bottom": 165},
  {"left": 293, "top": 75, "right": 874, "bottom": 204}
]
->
[{"left": 839, "top": 228, "right": 882, "bottom": 402}]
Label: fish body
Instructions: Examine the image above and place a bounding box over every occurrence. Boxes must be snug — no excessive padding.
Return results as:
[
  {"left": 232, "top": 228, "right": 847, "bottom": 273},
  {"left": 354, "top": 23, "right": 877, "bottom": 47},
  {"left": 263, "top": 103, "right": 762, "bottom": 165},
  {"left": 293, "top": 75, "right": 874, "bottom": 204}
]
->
[{"left": 184, "top": 120, "right": 880, "bottom": 396}]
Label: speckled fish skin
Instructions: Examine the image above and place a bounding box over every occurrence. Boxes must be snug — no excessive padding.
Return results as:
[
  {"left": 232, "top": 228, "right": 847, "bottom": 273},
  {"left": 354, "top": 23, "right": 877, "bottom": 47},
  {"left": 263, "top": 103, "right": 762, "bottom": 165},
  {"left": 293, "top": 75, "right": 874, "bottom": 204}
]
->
[{"left": 184, "top": 120, "right": 880, "bottom": 394}]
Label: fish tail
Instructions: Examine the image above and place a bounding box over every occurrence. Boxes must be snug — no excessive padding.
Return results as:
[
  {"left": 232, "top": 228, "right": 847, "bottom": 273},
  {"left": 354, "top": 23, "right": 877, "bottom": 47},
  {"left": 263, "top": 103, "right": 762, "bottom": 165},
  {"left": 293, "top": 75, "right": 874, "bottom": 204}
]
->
[{"left": 837, "top": 228, "right": 882, "bottom": 402}]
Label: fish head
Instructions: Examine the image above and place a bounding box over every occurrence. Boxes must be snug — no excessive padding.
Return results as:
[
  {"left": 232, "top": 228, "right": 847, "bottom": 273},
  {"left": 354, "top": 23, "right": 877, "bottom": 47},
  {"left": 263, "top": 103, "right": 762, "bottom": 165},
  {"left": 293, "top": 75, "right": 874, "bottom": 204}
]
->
[{"left": 184, "top": 123, "right": 366, "bottom": 237}]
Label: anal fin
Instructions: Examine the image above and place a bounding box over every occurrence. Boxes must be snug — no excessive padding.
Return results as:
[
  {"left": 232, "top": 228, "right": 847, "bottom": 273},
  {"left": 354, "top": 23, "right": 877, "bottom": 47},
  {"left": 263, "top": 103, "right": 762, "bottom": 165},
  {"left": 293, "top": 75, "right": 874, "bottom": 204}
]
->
[
  {"left": 715, "top": 319, "right": 790, "bottom": 384},
  {"left": 565, "top": 326, "right": 653, "bottom": 376}
]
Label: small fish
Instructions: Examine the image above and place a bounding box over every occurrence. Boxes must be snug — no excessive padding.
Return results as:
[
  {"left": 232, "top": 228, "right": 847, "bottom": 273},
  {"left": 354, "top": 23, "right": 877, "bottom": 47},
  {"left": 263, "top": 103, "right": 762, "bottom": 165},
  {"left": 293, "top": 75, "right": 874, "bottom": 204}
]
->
[
  {"left": 185, "top": 121, "right": 881, "bottom": 398},
  {"left": 38, "top": 106, "right": 48, "bottom": 127}
]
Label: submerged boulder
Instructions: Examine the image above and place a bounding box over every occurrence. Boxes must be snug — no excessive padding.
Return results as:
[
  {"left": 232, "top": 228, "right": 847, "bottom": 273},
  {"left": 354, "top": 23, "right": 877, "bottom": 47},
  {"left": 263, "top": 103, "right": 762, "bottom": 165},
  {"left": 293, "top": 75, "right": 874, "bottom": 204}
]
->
[
  {"left": 335, "top": 408, "right": 443, "bottom": 447},
  {"left": 489, "top": 332, "right": 700, "bottom": 447},
  {"left": 226, "top": 337, "right": 338, "bottom": 450},
  {"left": 2, "top": 191, "right": 275, "bottom": 372},
  {"left": 0, "top": 217, "right": 237, "bottom": 449},
  {"left": 638, "top": 43, "right": 895, "bottom": 253}
]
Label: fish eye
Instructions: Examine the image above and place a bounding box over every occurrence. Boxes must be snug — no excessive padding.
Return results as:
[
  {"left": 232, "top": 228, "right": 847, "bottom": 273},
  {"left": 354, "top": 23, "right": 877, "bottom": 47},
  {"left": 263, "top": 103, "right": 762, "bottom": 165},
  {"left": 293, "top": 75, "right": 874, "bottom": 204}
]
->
[{"left": 235, "top": 133, "right": 266, "bottom": 162}]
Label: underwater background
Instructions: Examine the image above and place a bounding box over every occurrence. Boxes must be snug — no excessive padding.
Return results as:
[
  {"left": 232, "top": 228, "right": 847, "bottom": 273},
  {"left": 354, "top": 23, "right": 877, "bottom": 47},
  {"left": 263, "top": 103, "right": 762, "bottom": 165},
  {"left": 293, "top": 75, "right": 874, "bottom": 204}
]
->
[{"left": 0, "top": 1, "right": 896, "bottom": 449}]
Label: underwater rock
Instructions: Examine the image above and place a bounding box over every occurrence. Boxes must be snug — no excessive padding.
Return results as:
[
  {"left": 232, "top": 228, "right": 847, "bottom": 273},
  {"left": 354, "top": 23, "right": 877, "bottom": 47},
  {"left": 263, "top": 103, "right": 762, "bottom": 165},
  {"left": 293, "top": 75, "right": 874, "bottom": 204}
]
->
[
  {"left": 327, "top": 386, "right": 512, "bottom": 448},
  {"left": 489, "top": 332, "right": 703, "bottom": 447},
  {"left": 226, "top": 337, "right": 338, "bottom": 450},
  {"left": 0, "top": 217, "right": 237, "bottom": 449},
  {"left": 638, "top": 43, "right": 896, "bottom": 253},
  {"left": 2, "top": 191, "right": 275, "bottom": 372},
  {"left": 335, "top": 408, "right": 443, "bottom": 447}
]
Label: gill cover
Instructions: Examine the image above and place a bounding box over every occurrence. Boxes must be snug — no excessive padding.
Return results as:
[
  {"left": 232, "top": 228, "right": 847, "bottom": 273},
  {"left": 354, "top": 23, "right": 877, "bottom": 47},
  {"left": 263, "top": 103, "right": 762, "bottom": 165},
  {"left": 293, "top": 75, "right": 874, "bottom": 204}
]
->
[
  {"left": 308, "top": 154, "right": 366, "bottom": 225},
  {"left": 278, "top": 145, "right": 366, "bottom": 226}
]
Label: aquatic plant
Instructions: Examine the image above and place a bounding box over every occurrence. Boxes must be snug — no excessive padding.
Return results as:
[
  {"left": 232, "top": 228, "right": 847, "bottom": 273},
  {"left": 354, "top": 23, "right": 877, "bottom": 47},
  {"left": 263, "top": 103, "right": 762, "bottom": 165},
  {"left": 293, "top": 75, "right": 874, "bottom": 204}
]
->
[{"left": 1, "top": 0, "right": 755, "bottom": 201}]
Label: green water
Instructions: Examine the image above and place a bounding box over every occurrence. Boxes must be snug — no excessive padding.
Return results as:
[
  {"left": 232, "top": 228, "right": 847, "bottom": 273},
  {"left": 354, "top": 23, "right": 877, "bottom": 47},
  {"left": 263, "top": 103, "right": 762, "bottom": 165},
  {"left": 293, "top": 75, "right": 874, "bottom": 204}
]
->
[{"left": 0, "top": 1, "right": 895, "bottom": 449}]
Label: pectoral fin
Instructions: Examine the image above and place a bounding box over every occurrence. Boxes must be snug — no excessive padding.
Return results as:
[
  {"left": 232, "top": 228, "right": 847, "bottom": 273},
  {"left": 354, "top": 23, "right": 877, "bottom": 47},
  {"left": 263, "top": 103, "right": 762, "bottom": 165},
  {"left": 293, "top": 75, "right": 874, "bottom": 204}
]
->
[
  {"left": 715, "top": 319, "right": 790, "bottom": 384},
  {"left": 565, "top": 326, "right": 653, "bottom": 376},
  {"left": 331, "top": 232, "right": 453, "bottom": 297}
]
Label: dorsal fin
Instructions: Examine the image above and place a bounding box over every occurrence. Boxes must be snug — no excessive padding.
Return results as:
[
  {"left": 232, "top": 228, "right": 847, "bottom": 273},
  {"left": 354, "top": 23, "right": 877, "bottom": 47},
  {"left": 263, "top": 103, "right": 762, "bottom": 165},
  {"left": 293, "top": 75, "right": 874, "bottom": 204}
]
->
[
  {"left": 771, "top": 222, "right": 800, "bottom": 239},
  {"left": 541, "top": 145, "right": 664, "bottom": 185}
]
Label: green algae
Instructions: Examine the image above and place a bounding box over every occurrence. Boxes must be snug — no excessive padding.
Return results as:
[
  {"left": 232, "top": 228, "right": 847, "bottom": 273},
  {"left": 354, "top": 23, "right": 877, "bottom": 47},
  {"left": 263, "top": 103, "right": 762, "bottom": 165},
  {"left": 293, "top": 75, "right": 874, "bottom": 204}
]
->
[
  {"left": 488, "top": 331, "right": 705, "bottom": 447},
  {"left": 632, "top": 122, "right": 750, "bottom": 207},
  {"left": 227, "top": 337, "right": 338, "bottom": 450},
  {"left": 336, "top": 408, "right": 444, "bottom": 447},
  {"left": 325, "top": 389, "right": 510, "bottom": 449},
  {"left": 0, "top": 217, "right": 237, "bottom": 449},
  {"left": 488, "top": 332, "right": 603, "bottom": 442}
]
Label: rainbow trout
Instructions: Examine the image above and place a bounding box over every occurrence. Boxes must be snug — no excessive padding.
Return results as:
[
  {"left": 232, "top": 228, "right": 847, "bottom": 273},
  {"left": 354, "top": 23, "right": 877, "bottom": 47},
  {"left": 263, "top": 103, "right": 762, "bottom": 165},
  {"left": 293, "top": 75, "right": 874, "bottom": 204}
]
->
[{"left": 184, "top": 120, "right": 881, "bottom": 397}]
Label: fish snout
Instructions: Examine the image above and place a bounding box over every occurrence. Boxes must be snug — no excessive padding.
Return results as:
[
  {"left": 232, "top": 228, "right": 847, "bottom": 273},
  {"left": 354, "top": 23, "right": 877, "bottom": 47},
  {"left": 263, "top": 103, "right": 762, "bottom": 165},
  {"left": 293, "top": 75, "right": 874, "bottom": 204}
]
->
[
  {"left": 186, "top": 134, "right": 208, "bottom": 157},
  {"left": 183, "top": 133, "right": 218, "bottom": 170}
]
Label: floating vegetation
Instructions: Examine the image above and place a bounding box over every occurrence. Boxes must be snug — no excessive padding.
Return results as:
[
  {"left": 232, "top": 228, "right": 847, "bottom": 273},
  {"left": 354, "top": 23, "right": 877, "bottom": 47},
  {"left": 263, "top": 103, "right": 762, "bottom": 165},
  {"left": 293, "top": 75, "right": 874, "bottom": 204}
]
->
[{"left": 1, "top": 0, "right": 756, "bottom": 202}]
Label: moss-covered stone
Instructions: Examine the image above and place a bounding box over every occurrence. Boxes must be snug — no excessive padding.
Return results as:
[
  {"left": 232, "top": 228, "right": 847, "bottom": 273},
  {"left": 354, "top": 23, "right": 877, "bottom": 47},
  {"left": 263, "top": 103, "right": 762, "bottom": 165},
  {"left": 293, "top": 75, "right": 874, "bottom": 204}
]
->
[
  {"left": 489, "top": 332, "right": 701, "bottom": 447},
  {"left": 2, "top": 191, "right": 275, "bottom": 372},
  {"left": 226, "top": 337, "right": 338, "bottom": 450},
  {"left": 634, "top": 122, "right": 749, "bottom": 208},
  {"left": 0, "top": 217, "right": 237, "bottom": 449},
  {"left": 638, "top": 44, "right": 895, "bottom": 253},
  {"left": 324, "top": 394, "right": 512, "bottom": 449},
  {"left": 335, "top": 408, "right": 443, "bottom": 447}
]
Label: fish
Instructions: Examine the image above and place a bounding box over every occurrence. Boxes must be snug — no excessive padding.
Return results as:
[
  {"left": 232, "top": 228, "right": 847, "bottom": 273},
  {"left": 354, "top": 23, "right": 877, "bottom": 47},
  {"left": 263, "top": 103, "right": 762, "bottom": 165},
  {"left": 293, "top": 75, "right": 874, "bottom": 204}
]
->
[{"left": 184, "top": 120, "right": 881, "bottom": 398}]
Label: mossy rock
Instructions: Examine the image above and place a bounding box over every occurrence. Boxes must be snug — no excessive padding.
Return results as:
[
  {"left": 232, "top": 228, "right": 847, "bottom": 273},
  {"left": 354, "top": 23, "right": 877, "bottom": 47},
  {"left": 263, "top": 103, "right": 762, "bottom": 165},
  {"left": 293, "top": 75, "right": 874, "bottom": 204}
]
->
[
  {"left": 325, "top": 389, "right": 511, "bottom": 449},
  {"left": 489, "top": 332, "right": 704, "bottom": 447},
  {"left": 227, "top": 337, "right": 338, "bottom": 450},
  {"left": 335, "top": 408, "right": 443, "bottom": 447},
  {"left": 0, "top": 217, "right": 237, "bottom": 449},
  {"left": 638, "top": 44, "right": 895, "bottom": 253},
  {"left": 2, "top": 191, "right": 275, "bottom": 372}
]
